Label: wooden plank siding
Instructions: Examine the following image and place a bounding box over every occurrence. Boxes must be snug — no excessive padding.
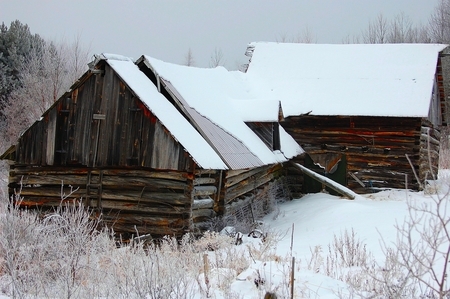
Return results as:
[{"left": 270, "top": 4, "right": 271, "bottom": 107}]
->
[
  {"left": 14, "top": 63, "right": 193, "bottom": 171},
  {"left": 282, "top": 115, "right": 439, "bottom": 193}
]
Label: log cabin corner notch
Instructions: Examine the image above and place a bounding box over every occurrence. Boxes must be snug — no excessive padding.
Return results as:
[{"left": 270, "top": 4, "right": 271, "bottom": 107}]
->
[
  {"left": 244, "top": 42, "right": 449, "bottom": 193},
  {"left": 2, "top": 53, "right": 303, "bottom": 238}
]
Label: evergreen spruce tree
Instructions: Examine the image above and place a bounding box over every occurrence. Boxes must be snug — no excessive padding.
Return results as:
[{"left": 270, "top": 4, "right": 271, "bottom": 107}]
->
[{"left": 0, "top": 20, "right": 45, "bottom": 118}]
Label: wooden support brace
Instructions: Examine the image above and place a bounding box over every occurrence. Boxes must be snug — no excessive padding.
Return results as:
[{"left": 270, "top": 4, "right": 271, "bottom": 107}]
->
[{"left": 292, "top": 162, "right": 357, "bottom": 200}]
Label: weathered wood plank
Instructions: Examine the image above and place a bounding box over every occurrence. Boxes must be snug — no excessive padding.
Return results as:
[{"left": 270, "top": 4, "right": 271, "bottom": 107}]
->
[
  {"left": 98, "top": 200, "right": 189, "bottom": 215},
  {"left": 192, "top": 209, "right": 215, "bottom": 219},
  {"left": 10, "top": 167, "right": 89, "bottom": 176},
  {"left": 420, "top": 134, "right": 440, "bottom": 146},
  {"left": 16, "top": 174, "right": 87, "bottom": 186},
  {"left": 225, "top": 165, "right": 273, "bottom": 188},
  {"left": 193, "top": 186, "right": 217, "bottom": 196},
  {"left": 194, "top": 177, "right": 216, "bottom": 185},
  {"left": 102, "top": 169, "right": 190, "bottom": 181},
  {"left": 224, "top": 166, "right": 280, "bottom": 203},
  {"left": 101, "top": 176, "right": 187, "bottom": 189},
  {"left": 194, "top": 169, "right": 218, "bottom": 175},
  {"left": 100, "top": 190, "right": 187, "bottom": 205},
  {"left": 13, "top": 187, "right": 83, "bottom": 198},
  {"left": 193, "top": 198, "right": 214, "bottom": 210}
]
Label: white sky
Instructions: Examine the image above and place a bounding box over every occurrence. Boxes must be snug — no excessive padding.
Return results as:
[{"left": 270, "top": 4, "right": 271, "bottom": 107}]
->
[{"left": 1, "top": 0, "right": 440, "bottom": 70}]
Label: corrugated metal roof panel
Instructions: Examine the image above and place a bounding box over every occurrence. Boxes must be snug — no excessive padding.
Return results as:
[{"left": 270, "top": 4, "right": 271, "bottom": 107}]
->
[
  {"left": 163, "top": 79, "right": 265, "bottom": 169},
  {"left": 193, "top": 109, "right": 265, "bottom": 169}
]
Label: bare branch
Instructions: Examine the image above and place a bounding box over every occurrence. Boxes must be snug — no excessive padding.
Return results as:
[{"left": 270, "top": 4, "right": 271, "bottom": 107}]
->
[
  {"left": 184, "top": 48, "right": 195, "bottom": 67},
  {"left": 209, "top": 47, "right": 225, "bottom": 68}
]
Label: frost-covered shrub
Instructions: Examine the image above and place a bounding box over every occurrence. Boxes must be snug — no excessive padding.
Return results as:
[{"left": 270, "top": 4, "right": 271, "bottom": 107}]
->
[{"left": 0, "top": 191, "right": 117, "bottom": 298}]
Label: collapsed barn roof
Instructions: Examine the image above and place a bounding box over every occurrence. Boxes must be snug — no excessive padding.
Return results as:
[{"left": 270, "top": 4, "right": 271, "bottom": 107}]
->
[{"left": 136, "top": 55, "right": 303, "bottom": 168}]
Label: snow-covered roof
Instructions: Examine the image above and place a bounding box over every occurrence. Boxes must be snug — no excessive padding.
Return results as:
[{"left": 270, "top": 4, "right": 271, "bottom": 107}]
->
[
  {"left": 245, "top": 42, "right": 447, "bottom": 118},
  {"left": 230, "top": 99, "right": 281, "bottom": 122},
  {"left": 102, "top": 55, "right": 228, "bottom": 170},
  {"left": 141, "top": 55, "right": 303, "bottom": 166}
]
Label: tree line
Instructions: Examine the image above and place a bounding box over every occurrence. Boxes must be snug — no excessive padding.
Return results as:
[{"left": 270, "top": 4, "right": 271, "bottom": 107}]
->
[
  {"left": 0, "top": 20, "right": 90, "bottom": 152},
  {"left": 3, "top": 0, "right": 450, "bottom": 151}
]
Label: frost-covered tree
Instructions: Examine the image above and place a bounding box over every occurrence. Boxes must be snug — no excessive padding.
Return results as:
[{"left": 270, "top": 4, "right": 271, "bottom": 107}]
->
[
  {"left": 209, "top": 47, "right": 225, "bottom": 68},
  {"left": 0, "top": 20, "right": 90, "bottom": 151},
  {"left": 428, "top": 0, "right": 450, "bottom": 43},
  {"left": 361, "top": 13, "right": 389, "bottom": 43},
  {"left": 184, "top": 48, "right": 195, "bottom": 66},
  {"left": 360, "top": 13, "right": 430, "bottom": 44},
  {"left": 0, "top": 20, "right": 45, "bottom": 111},
  {"left": 388, "top": 12, "right": 415, "bottom": 43},
  {"left": 276, "top": 26, "right": 316, "bottom": 44}
]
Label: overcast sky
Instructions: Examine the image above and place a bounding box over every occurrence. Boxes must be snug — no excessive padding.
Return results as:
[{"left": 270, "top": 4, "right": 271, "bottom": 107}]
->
[{"left": 1, "top": 0, "right": 441, "bottom": 70}]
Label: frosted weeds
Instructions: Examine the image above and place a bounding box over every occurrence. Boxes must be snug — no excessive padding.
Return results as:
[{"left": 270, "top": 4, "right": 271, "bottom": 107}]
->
[{"left": 0, "top": 179, "right": 448, "bottom": 298}]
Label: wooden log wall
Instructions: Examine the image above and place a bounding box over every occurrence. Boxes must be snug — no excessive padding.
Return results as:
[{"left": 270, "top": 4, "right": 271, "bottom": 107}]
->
[
  {"left": 8, "top": 164, "right": 286, "bottom": 237},
  {"left": 15, "top": 63, "right": 193, "bottom": 172},
  {"left": 190, "top": 165, "right": 284, "bottom": 232},
  {"left": 282, "top": 115, "right": 437, "bottom": 193},
  {"left": 8, "top": 166, "right": 194, "bottom": 238},
  {"left": 191, "top": 169, "right": 222, "bottom": 232},
  {"left": 419, "top": 119, "right": 441, "bottom": 181},
  {"left": 285, "top": 156, "right": 305, "bottom": 198},
  {"left": 436, "top": 56, "right": 447, "bottom": 126},
  {"left": 222, "top": 163, "right": 283, "bottom": 210}
]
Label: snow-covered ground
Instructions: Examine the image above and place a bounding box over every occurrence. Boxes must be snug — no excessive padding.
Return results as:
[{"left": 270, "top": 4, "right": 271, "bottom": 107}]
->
[
  {"left": 215, "top": 173, "right": 450, "bottom": 298},
  {"left": 0, "top": 173, "right": 448, "bottom": 298},
  {"left": 222, "top": 193, "right": 407, "bottom": 298}
]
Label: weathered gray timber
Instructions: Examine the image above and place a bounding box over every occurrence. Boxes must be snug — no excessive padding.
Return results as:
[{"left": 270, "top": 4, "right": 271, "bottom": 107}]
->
[
  {"left": 5, "top": 57, "right": 287, "bottom": 238},
  {"left": 282, "top": 115, "right": 441, "bottom": 193},
  {"left": 16, "top": 64, "right": 193, "bottom": 170},
  {"left": 8, "top": 163, "right": 284, "bottom": 237}
]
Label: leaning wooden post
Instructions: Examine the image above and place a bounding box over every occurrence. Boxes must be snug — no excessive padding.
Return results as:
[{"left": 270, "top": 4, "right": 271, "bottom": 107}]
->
[
  {"left": 292, "top": 162, "right": 357, "bottom": 199},
  {"left": 290, "top": 256, "right": 295, "bottom": 299},
  {"left": 203, "top": 254, "right": 209, "bottom": 289},
  {"left": 290, "top": 223, "right": 294, "bottom": 256}
]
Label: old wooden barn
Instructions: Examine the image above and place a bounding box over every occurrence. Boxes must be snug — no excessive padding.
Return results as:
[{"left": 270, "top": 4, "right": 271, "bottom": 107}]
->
[
  {"left": 244, "top": 42, "right": 448, "bottom": 193},
  {"left": 2, "top": 54, "right": 302, "bottom": 238}
]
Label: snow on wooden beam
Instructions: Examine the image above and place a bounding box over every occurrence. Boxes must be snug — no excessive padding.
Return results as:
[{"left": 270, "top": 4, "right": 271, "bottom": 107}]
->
[{"left": 292, "top": 162, "right": 357, "bottom": 200}]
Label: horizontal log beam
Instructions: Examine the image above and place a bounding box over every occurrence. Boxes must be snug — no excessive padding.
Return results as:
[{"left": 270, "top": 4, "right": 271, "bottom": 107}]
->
[
  {"left": 193, "top": 177, "right": 216, "bottom": 185},
  {"left": 192, "top": 208, "right": 215, "bottom": 219},
  {"left": 101, "top": 176, "right": 187, "bottom": 190},
  {"left": 101, "top": 190, "right": 187, "bottom": 205},
  {"left": 193, "top": 198, "right": 214, "bottom": 210},
  {"left": 193, "top": 186, "right": 217, "bottom": 196},
  {"left": 98, "top": 200, "right": 189, "bottom": 215},
  {"left": 102, "top": 169, "right": 190, "bottom": 181}
]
